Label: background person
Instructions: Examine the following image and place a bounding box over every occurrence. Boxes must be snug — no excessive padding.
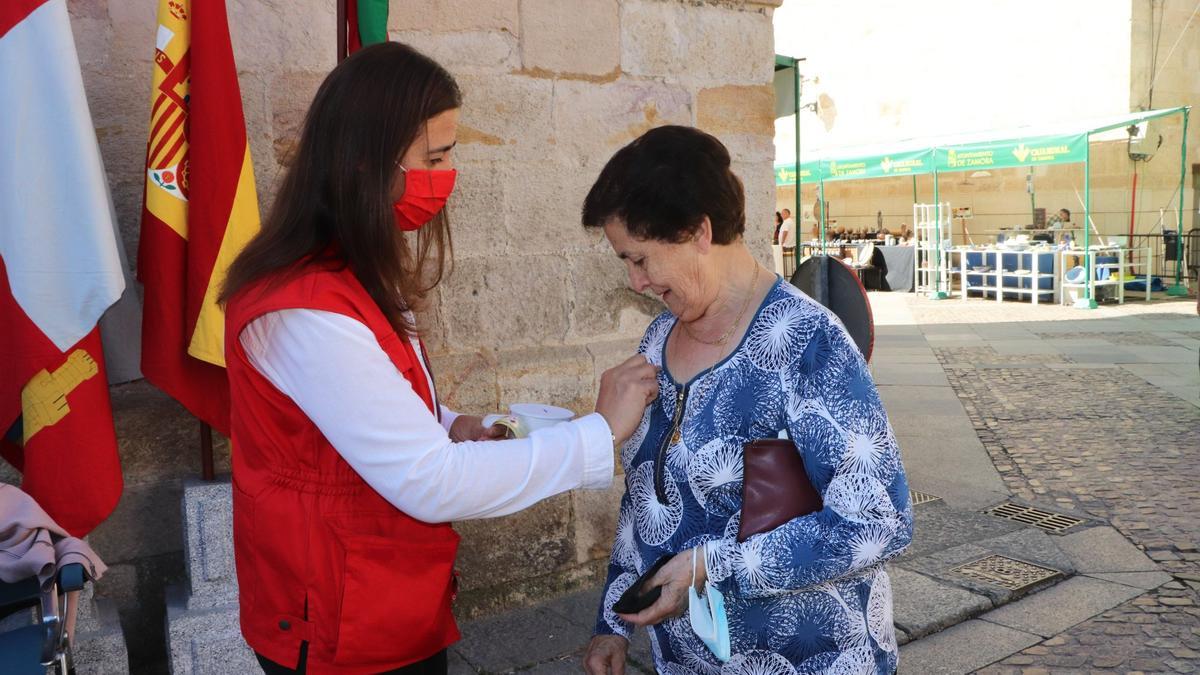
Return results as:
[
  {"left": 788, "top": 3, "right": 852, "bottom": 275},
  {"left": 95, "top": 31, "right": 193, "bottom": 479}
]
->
[
  {"left": 1046, "top": 208, "right": 1071, "bottom": 231},
  {"left": 778, "top": 208, "right": 796, "bottom": 247}
]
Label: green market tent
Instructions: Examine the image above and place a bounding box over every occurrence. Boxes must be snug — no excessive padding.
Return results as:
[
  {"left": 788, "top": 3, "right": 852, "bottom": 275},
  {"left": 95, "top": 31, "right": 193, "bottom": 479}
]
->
[
  {"left": 775, "top": 106, "right": 1185, "bottom": 184},
  {"left": 772, "top": 105, "right": 1191, "bottom": 304}
]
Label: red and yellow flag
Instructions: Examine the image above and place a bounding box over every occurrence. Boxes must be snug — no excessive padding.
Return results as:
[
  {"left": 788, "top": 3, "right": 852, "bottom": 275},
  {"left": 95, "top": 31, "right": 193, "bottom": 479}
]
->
[{"left": 138, "top": 0, "right": 260, "bottom": 435}]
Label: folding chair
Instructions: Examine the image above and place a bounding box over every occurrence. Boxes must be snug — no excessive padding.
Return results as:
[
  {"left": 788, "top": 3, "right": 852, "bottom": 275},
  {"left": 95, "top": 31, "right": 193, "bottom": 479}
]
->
[{"left": 850, "top": 242, "right": 882, "bottom": 290}]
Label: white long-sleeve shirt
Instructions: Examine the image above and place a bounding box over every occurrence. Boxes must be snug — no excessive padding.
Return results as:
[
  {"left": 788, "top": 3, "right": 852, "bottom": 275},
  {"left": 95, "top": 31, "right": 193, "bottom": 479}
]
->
[{"left": 239, "top": 309, "right": 614, "bottom": 523}]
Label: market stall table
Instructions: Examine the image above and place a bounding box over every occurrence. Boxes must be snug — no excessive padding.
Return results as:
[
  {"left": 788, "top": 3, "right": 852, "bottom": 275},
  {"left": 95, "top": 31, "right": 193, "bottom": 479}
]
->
[
  {"left": 877, "top": 245, "right": 914, "bottom": 292},
  {"left": 951, "top": 246, "right": 1058, "bottom": 305}
]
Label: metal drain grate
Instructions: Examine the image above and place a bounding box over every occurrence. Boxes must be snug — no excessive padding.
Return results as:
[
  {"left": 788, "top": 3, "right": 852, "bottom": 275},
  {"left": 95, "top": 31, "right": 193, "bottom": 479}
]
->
[
  {"left": 951, "top": 555, "right": 1062, "bottom": 591},
  {"left": 909, "top": 489, "right": 942, "bottom": 506},
  {"left": 987, "top": 502, "right": 1085, "bottom": 533}
]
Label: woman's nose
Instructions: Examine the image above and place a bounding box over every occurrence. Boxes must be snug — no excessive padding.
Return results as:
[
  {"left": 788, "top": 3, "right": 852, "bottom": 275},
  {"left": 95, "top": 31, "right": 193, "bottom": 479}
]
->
[{"left": 628, "top": 267, "right": 650, "bottom": 293}]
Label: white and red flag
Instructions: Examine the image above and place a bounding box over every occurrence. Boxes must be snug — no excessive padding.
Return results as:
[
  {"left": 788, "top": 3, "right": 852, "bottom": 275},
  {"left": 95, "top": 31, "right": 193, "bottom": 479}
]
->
[{"left": 0, "top": 0, "right": 124, "bottom": 535}]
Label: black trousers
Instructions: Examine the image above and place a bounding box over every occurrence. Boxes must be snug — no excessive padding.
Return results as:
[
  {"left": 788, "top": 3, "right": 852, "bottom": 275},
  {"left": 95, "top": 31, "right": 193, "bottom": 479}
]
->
[{"left": 256, "top": 643, "right": 447, "bottom": 675}]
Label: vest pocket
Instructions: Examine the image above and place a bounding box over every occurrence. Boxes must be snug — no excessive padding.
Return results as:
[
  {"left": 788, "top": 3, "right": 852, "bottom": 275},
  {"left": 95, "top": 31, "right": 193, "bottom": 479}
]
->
[
  {"left": 231, "top": 480, "right": 257, "bottom": 613},
  {"left": 329, "top": 525, "right": 458, "bottom": 665}
]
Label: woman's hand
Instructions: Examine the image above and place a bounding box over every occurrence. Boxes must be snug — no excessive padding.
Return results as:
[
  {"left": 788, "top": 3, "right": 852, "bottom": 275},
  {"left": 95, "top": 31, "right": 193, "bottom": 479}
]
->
[
  {"left": 617, "top": 547, "right": 705, "bottom": 628},
  {"left": 448, "top": 415, "right": 508, "bottom": 442},
  {"left": 596, "top": 355, "right": 659, "bottom": 445},
  {"left": 583, "top": 634, "right": 629, "bottom": 675}
]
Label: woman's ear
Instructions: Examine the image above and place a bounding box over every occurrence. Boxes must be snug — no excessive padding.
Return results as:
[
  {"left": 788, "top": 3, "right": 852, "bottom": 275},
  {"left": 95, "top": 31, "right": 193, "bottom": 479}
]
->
[
  {"left": 693, "top": 216, "right": 714, "bottom": 254},
  {"left": 388, "top": 166, "right": 407, "bottom": 203}
]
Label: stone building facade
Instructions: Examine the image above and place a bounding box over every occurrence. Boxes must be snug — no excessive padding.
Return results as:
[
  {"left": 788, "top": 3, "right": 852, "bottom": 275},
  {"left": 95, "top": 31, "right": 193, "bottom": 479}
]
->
[{"left": 52, "top": 0, "right": 781, "bottom": 670}]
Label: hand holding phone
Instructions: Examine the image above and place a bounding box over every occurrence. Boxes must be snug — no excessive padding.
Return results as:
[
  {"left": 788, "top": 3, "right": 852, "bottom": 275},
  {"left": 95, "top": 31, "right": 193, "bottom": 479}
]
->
[{"left": 612, "top": 555, "right": 673, "bottom": 615}]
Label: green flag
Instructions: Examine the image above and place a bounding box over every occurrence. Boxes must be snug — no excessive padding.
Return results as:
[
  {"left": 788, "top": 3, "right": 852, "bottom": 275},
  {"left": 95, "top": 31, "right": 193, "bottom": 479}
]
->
[{"left": 356, "top": 0, "right": 389, "bottom": 47}]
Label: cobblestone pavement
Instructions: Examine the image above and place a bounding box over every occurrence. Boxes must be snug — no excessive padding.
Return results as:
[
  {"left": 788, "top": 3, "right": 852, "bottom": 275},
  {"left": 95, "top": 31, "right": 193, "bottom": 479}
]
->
[
  {"left": 935, "top": 346, "right": 1200, "bottom": 577},
  {"left": 976, "top": 583, "right": 1200, "bottom": 674},
  {"left": 929, "top": 316, "right": 1200, "bottom": 673}
]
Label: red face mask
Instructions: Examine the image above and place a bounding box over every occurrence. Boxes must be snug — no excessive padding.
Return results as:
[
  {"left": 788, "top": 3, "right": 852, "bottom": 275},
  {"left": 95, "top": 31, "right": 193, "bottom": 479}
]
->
[{"left": 393, "top": 166, "right": 457, "bottom": 232}]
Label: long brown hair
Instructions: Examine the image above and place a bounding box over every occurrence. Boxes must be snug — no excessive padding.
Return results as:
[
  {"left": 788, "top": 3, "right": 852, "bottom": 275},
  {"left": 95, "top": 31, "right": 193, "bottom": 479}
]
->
[{"left": 220, "top": 42, "right": 461, "bottom": 335}]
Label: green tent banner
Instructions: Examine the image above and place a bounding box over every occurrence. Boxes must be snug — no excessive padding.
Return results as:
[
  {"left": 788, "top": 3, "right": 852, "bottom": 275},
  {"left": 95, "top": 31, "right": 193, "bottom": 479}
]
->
[
  {"left": 774, "top": 107, "right": 1188, "bottom": 187},
  {"left": 935, "top": 133, "right": 1087, "bottom": 172},
  {"left": 773, "top": 151, "right": 933, "bottom": 186},
  {"left": 774, "top": 162, "right": 820, "bottom": 185},
  {"left": 825, "top": 148, "right": 934, "bottom": 182},
  {"left": 775, "top": 134, "right": 1089, "bottom": 186},
  {"left": 774, "top": 129, "right": 1111, "bottom": 186}
]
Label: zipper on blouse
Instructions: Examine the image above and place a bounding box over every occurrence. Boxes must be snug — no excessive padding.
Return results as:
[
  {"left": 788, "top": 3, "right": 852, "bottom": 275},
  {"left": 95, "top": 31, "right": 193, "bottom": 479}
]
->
[{"left": 654, "top": 385, "right": 688, "bottom": 504}]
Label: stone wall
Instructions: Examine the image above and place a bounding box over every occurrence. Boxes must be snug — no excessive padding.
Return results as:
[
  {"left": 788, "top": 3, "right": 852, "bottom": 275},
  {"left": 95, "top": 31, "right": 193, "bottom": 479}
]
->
[
  {"left": 390, "top": 0, "right": 781, "bottom": 617},
  {"left": 58, "top": 0, "right": 781, "bottom": 670}
]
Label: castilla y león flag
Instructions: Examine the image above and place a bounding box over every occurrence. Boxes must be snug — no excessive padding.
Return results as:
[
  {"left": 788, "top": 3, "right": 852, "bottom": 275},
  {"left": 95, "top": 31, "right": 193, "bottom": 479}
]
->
[
  {"left": 0, "top": 0, "right": 124, "bottom": 535},
  {"left": 138, "top": 0, "right": 260, "bottom": 436}
]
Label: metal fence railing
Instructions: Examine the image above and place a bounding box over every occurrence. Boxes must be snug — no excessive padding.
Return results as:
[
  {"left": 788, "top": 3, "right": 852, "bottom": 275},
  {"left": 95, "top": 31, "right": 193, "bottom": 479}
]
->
[
  {"left": 1188, "top": 228, "right": 1200, "bottom": 284},
  {"left": 1126, "top": 232, "right": 1192, "bottom": 281}
]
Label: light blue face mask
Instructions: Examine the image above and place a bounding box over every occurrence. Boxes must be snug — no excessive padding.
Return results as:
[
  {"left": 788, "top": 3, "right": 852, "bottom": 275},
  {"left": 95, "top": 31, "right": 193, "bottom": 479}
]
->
[{"left": 688, "top": 547, "right": 731, "bottom": 662}]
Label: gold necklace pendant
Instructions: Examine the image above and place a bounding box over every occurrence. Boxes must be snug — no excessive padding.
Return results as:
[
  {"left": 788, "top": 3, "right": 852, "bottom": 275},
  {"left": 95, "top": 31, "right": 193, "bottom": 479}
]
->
[{"left": 683, "top": 323, "right": 731, "bottom": 346}]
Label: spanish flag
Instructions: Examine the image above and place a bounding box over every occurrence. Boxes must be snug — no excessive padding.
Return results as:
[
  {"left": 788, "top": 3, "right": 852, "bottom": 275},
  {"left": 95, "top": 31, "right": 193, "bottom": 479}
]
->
[
  {"left": 138, "top": 0, "right": 260, "bottom": 435},
  {"left": 1, "top": 0, "right": 124, "bottom": 535}
]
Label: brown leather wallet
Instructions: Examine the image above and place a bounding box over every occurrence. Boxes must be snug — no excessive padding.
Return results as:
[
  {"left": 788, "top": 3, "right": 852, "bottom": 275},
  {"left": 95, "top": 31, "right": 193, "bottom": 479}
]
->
[{"left": 737, "top": 439, "right": 823, "bottom": 542}]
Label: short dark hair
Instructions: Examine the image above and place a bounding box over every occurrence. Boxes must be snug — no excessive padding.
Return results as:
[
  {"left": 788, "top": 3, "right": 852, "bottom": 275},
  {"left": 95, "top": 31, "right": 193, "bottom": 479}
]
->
[
  {"left": 1060, "top": 208, "right": 1071, "bottom": 219},
  {"left": 581, "top": 125, "right": 746, "bottom": 245}
]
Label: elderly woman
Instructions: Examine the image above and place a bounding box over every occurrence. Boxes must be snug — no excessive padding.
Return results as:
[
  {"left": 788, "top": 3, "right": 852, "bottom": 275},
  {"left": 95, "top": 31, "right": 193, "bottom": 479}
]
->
[{"left": 581, "top": 126, "right": 913, "bottom": 674}]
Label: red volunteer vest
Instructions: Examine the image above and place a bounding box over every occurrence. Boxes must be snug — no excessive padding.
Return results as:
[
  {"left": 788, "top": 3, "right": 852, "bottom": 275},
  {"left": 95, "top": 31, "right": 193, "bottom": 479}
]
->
[{"left": 226, "top": 261, "right": 459, "bottom": 674}]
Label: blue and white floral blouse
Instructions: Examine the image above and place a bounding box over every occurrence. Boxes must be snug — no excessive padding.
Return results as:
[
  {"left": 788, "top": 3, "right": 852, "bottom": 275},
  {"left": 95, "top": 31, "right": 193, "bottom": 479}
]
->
[{"left": 595, "top": 278, "right": 913, "bottom": 674}]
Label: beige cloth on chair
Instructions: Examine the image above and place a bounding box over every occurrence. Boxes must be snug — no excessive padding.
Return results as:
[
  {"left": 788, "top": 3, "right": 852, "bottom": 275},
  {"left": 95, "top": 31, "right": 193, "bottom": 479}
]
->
[{"left": 0, "top": 484, "right": 107, "bottom": 588}]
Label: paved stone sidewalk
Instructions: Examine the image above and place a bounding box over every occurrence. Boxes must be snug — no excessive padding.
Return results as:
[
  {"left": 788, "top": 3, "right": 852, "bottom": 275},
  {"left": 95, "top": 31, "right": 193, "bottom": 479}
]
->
[
  {"left": 936, "top": 342, "right": 1200, "bottom": 578},
  {"left": 899, "top": 293, "right": 1200, "bottom": 673},
  {"left": 978, "top": 583, "right": 1200, "bottom": 673}
]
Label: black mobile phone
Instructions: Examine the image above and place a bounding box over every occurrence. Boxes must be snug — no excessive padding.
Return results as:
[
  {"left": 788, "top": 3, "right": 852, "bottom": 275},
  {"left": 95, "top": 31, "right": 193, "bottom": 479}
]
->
[{"left": 612, "top": 554, "right": 673, "bottom": 615}]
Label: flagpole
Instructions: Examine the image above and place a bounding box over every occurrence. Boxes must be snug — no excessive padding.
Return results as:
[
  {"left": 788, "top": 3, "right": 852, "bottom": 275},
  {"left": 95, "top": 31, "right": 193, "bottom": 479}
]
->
[
  {"left": 200, "top": 422, "right": 215, "bottom": 480},
  {"left": 337, "top": 0, "right": 346, "bottom": 63}
]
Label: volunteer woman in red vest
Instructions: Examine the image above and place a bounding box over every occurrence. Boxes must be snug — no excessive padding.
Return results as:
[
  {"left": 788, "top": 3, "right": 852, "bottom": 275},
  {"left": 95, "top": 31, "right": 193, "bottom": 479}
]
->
[{"left": 219, "top": 43, "right": 658, "bottom": 675}]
